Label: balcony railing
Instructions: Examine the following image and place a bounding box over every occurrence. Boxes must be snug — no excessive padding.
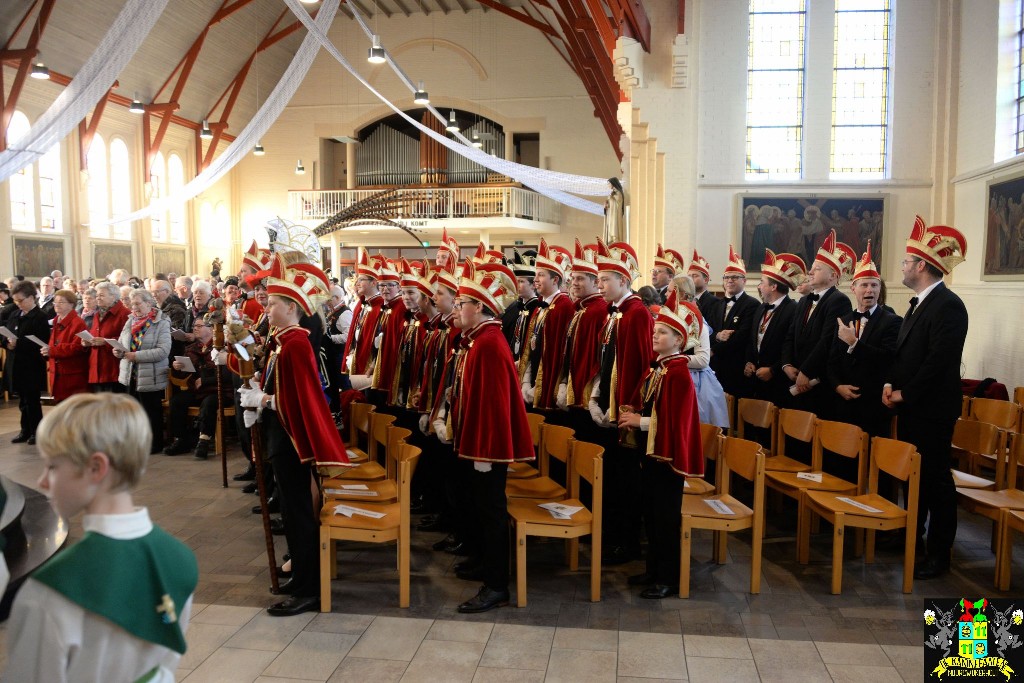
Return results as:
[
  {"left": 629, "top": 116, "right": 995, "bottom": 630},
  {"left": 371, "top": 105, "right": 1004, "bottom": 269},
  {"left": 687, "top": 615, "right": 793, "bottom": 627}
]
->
[{"left": 288, "top": 186, "right": 561, "bottom": 225}]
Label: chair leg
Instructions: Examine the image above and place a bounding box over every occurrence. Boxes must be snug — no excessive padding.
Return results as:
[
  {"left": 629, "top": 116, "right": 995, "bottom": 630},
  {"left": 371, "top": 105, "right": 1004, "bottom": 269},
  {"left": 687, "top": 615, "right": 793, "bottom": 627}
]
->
[
  {"left": 568, "top": 538, "right": 579, "bottom": 572},
  {"left": 679, "top": 521, "right": 693, "bottom": 599},
  {"left": 797, "top": 503, "right": 812, "bottom": 565},
  {"left": 997, "top": 515, "right": 1013, "bottom": 592},
  {"left": 320, "top": 529, "right": 331, "bottom": 612},
  {"left": 831, "top": 515, "right": 845, "bottom": 595},
  {"left": 330, "top": 539, "right": 338, "bottom": 579},
  {"left": 399, "top": 537, "right": 410, "bottom": 609},
  {"left": 516, "top": 523, "right": 528, "bottom": 608},
  {"left": 854, "top": 528, "right": 864, "bottom": 559},
  {"left": 714, "top": 526, "right": 728, "bottom": 565},
  {"left": 590, "top": 533, "right": 601, "bottom": 603},
  {"left": 750, "top": 522, "right": 763, "bottom": 595},
  {"left": 865, "top": 529, "right": 876, "bottom": 564}
]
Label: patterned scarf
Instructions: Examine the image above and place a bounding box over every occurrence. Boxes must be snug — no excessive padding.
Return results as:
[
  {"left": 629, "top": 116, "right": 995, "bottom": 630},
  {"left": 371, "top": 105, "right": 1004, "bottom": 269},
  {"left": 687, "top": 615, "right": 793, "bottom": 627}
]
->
[{"left": 129, "top": 310, "right": 157, "bottom": 351}]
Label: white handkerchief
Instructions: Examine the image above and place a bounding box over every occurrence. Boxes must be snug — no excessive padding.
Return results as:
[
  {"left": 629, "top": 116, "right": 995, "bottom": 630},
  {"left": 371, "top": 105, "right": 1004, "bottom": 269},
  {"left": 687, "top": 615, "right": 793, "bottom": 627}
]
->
[{"left": 704, "top": 499, "right": 734, "bottom": 515}]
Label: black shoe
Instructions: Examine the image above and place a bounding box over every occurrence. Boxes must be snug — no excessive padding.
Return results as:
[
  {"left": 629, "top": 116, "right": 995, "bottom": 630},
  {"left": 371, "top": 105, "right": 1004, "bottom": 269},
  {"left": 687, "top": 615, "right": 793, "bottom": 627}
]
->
[
  {"left": 602, "top": 546, "right": 637, "bottom": 566},
  {"left": 270, "top": 518, "right": 286, "bottom": 535},
  {"left": 267, "top": 595, "right": 319, "bottom": 617},
  {"left": 253, "top": 497, "right": 280, "bottom": 515},
  {"left": 445, "top": 541, "right": 473, "bottom": 556},
  {"left": 194, "top": 439, "right": 210, "bottom": 460},
  {"left": 242, "top": 482, "right": 258, "bottom": 494},
  {"left": 274, "top": 578, "right": 298, "bottom": 595},
  {"left": 11, "top": 432, "right": 29, "bottom": 444},
  {"left": 418, "top": 515, "right": 451, "bottom": 532},
  {"left": 233, "top": 465, "right": 257, "bottom": 481},
  {"left": 913, "top": 557, "right": 950, "bottom": 580},
  {"left": 640, "top": 584, "right": 679, "bottom": 600},
  {"left": 163, "top": 438, "right": 193, "bottom": 456},
  {"left": 26, "top": 435, "right": 36, "bottom": 446},
  {"left": 432, "top": 533, "right": 458, "bottom": 552},
  {"left": 457, "top": 586, "right": 510, "bottom": 613},
  {"left": 628, "top": 572, "right": 656, "bottom": 586}
]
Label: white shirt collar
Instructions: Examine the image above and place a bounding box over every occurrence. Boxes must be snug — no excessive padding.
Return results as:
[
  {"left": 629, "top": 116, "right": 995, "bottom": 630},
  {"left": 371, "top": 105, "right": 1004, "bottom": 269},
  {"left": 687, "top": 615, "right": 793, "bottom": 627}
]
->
[
  {"left": 613, "top": 291, "right": 632, "bottom": 308},
  {"left": 812, "top": 285, "right": 834, "bottom": 297},
  {"left": 914, "top": 279, "right": 942, "bottom": 306},
  {"left": 83, "top": 507, "right": 153, "bottom": 540},
  {"left": 543, "top": 290, "right": 562, "bottom": 305},
  {"left": 859, "top": 304, "right": 878, "bottom": 317}
]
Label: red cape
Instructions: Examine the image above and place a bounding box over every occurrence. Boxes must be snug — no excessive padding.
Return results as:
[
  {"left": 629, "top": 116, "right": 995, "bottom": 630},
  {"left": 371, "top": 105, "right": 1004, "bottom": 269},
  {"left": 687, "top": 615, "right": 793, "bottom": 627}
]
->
[
  {"left": 240, "top": 297, "right": 263, "bottom": 324},
  {"left": 563, "top": 293, "right": 606, "bottom": 407},
  {"left": 532, "top": 292, "right": 575, "bottom": 409},
  {"left": 391, "top": 311, "right": 429, "bottom": 408},
  {"left": 263, "top": 325, "right": 350, "bottom": 474},
  {"left": 371, "top": 296, "right": 408, "bottom": 401},
  {"left": 342, "top": 294, "right": 384, "bottom": 374},
  {"left": 646, "top": 355, "right": 704, "bottom": 476},
  {"left": 452, "top": 320, "right": 534, "bottom": 463},
  {"left": 611, "top": 295, "right": 655, "bottom": 418}
]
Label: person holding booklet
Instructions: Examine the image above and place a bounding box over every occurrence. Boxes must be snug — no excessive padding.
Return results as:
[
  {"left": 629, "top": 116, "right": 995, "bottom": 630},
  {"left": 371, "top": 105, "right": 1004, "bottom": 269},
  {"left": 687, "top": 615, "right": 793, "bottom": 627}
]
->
[
  {"left": 41, "top": 289, "right": 90, "bottom": 403},
  {"left": 0, "top": 281, "right": 50, "bottom": 444}
]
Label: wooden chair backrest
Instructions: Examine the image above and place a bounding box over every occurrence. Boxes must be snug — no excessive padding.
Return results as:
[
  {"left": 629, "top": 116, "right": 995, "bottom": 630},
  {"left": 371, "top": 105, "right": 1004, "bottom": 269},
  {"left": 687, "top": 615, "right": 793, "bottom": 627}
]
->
[
  {"left": 1006, "top": 434, "right": 1024, "bottom": 490},
  {"left": 700, "top": 423, "right": 724, "bottom": 461},
  {"left": 738, "top": 398, "right": 775, "bottom": 430},
  {"left": 970, "top": 398, "right": 1021, "bottom": 432},
  {"left": 395, "top": 444, "right": 421, "bottom": 504},
  {"left": 368, "top": 412, "right": 397, "bottom": 461},
  {"left": 953, "top": 418, "right": 1001, "bottom": 456},
  {"left": 526, "top": 412, "right": 546, "bottom": 449},
  {"left": 1014, "top": 386, "right": 1024, "bottom": 408},
  {"left": 720, "top": 436, "right": 766, "bottom": 521},
  {"left": 962, "top": 395, "right": 972, "bottom": 419},
  {"left": 385, "top": 426, "right": 413, "bottom": 478},
  {"left": 348, "top": 402, "right": 375, "bottom": 445},
  {"left": 571, "top": 439, "right": 604, "bottom": 488},
  {"left": 538, "top": 424, "right": 574, "bottom": 477},
  {"left": 814, "top": 419, "right": 868, "bottom": 488},
  {"left": 724, "top": 392, "right": 736, "bottom": 433},
  {"left": 868, "top": 437, "right": 920, "bottom": 533},
  {"left": 776, "top": 408, "right": 816, "bottom": 458}
]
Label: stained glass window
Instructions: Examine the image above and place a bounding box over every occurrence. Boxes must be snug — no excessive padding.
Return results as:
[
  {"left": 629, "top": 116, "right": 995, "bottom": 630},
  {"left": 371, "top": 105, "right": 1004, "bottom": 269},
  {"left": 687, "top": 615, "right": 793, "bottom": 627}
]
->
[
  {"left": 7, "top": 111, "right": 35, "bottom": 232},
  {"left": 167, "top": 153, "right": 185, "bottom": 243},
  {"left": 87, "top": 134, "right": 108, "bottom": 237},
  {"left": 109, "top": 138, "right": 132, "bottom": 241},
  {"left": 150, "top": 152, "right": 166, "bottom": 243}
]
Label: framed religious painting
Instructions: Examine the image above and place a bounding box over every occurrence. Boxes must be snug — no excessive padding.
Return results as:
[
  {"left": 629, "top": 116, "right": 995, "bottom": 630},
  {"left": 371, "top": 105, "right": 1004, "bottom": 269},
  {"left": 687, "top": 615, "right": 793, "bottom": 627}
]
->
[
  {"left": 153, "top": 246, "right": 187, "bottom": 277},
  {"left": 737, "top": 194, "right": 887, "bottom": 276},
  {"left": 983, "top": 170, "right": 1024, "bottom": 280},
  {"left": 12, "top": 236, "right": 67, "bottom": 279},
  {"left": 92, "top": 242, "right": 134, "bottom": 280}
]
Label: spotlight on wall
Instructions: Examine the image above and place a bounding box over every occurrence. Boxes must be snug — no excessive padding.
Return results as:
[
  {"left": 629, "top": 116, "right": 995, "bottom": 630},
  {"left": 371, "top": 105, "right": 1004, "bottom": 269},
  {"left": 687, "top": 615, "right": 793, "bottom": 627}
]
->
[
  {"left": 253, "top": 142, "right": 265, "bottom": 156},
  {"left": 129, "top": 93, "right": 145, "bottom": 114},
  {"left": 471, "top": 132, "right": 482, "bottom": 149},
  {"left": 413, "top": 81, "right": 429, "bottom": 105},
  {"left": 446, "top": 110, "right": 459, "bottom": 133},
  {"left": 295, "top": 159, "right": 305, "bottom": 174},
  {"left": 200, "top": 119, "right": 213, "bottom": 139},
  {"left": 367, "top": 35, "right": 386, "bottom": 64}
]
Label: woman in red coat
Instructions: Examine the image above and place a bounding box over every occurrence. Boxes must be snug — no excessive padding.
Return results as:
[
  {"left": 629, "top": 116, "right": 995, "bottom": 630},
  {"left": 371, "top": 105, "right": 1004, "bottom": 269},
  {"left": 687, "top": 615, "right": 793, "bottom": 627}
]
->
[{"left": 42, "top": 289, "right": 90, "bottom": 402}]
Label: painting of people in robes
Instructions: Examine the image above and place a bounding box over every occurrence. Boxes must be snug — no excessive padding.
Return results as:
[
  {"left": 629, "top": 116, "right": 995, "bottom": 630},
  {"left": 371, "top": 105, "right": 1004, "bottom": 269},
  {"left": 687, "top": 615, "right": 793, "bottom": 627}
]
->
[
  {"left": 13, "top": 237, "right": 66, "bottom": 278},
  {"left": 739, "top": 195, "right": 886, "bottom": 274},
  {"left": 985, "top": 173, "right": 1024, "bottom": 279}
]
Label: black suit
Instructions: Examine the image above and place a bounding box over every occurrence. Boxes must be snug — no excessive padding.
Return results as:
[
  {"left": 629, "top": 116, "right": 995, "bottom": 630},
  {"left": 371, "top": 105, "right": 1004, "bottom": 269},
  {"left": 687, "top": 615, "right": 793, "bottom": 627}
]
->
[
  {"left": 694, "top": 290, "right": 717, "bottom": 322},
  {"left": 824, "top": 306, "right": 901, "bottom": 438},
  {"left": 781, "top": 286, "right": 852, "bottom": 413},
  {"left": 1, "top": 306, "right": 50, "bottom": 436},
  {"left": 746, "top": 296, "right": 797, "bottom": 407},
  {"left": 709, "top": 292, "right": 760, "bottom": 398},
  {"left": 888, "top": 282, "right": 968, "bottom": 560}
]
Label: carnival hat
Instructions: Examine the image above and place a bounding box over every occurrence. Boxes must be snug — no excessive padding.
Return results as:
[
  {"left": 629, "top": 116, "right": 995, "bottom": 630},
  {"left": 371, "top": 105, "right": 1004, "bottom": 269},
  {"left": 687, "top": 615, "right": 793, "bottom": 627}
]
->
[
  {"left": 762, "top": 249, "right": 807, "bottom": 288},
  {"left": 853, "top": 241, "right": 881, "bottom": 281},
  {"left": 815, "top": 229, "right": 857, "bottom": 280},
  {"left": 906, "top": 215, "right": 967, "bottom": 275}
]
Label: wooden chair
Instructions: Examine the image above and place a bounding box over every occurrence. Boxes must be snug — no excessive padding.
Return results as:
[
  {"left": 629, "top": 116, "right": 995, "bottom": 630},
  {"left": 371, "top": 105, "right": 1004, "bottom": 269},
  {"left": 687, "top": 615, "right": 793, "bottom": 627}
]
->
[
  {"left": 319, "top": 442, "right": 420, "bottom": 610},
  {"left": 343, "top": 402, "right": 375, "bottom": 464},
  {"left": 961, "top": 395, "right": 972, "bottom": 419},
  {"left": 799, "top": 437, "right": 920, "bottom": 594},
  {"left": 327, "top": 412, "right": 393, "bottom": 483},
  {"left": 679, "top": 436, "right": 766, "bottom": 598},
  {"left": 324, "top": 426, "right": 411, "bottom": 505},
  {"left": 508, "top": 413, "right": 545, "bottom": 480},
  {"left": 505, "top": 424, "right": 573, "bottom": 500},
  {"left": 956, "top": 436, "right": 1024, "bottom": 587},
  {"left": 969, "top": 397, "right": 1021, "bottom": 434},
  {"left": 764, "top": 419, "right": 867, "bottom": 564},
  {"left": 996, "top": 508, "right": 1024, "bottom": 591},
  {"left": 1015, "top": 387, "right": 1024, "bottom": 433},
  {"left": 766, "top": 408, "right": 815, "bottom": 473},
  {"left": 683, "top": 424, "right": 722, "bottom": 496},
  {"left": 724, "top": 392, "right": 736, "bottom": 436},
  {"left": 735, "top": 398, "right": 776, "bottom": 456},
  {"left": 508, "top": 439, "right": 604, "bottom": 607},
  {"left": 950, "top": 419, "right": 1004, "bottom": 491}
]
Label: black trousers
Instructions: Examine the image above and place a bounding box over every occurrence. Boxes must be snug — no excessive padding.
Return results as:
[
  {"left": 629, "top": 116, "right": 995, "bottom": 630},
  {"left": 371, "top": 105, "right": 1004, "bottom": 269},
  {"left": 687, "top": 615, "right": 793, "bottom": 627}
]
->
[
  {"left": 642, "top": 459, "right": 683, "bottom": 586},
  {"left": 465, "top": 460, "right": 509, "bottom": 591},
  {"left": 130, "top": 387, "right": 164, "bottom": 453},
  {"left": 263, "top": 410, "right": 319, "bottom": 598},
  {"left": 596, "top": 425, "right": 642, "bottom": 554},
  {"left": 168, "top": 391, "right": 219, "bottom": 440},
  {"left": 19, "top": 389, "right": 42, "bottom": 436},
  {"left": 897, "top": 414, "right": 957, "bottom": 559}
]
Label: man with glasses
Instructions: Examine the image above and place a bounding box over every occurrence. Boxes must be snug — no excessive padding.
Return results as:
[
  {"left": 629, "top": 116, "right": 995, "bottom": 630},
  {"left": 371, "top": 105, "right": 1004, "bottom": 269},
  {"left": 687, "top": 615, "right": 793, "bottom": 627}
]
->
[
  {"left": 2, "top": 281, "right": 50, "bottom": 444},
  {"left": 150, "top": 279, "right": 187, "bottom": 330},
  {"left": 342, "top": 248, "right": 385, "bottom": 392},
  {"left": 651, "top": 244, "right": 683, "bottom": 305},
  {"left": 166, "top": 315, "right": 230, "bottom": 459},
  {"left": 368, "top": 257, "right": 408, "bottom": 408},
  {"left": 708, "top": 246, "right": 759, "bottom": 399},
  {"left": 883, "top": 217, "right": 969, "bottom": 581}
]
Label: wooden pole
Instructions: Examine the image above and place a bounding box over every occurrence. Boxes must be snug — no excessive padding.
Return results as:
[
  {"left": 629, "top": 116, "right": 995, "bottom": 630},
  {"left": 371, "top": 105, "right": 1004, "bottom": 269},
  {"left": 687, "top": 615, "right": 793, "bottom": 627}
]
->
[{"left": 213, "top": 323, "right": 228, "bottom": 488}]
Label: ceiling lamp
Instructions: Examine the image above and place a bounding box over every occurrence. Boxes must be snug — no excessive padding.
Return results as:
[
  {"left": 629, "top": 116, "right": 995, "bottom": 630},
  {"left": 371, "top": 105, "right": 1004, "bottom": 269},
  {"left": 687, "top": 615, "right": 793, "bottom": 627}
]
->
[
  {"left": 30, "top": 59, "right": 49, "bottom": 80},
  {"left": 299, "top": 0, "right": 319, "bottom": 3},
  {"left": 129, "top": 93, "right": 145, "bottom": 114},
  {"left": 253, "top": 142, "right": 265, "bottom": 156},
  {"left": 413, "top": 81, "right": 429, "bottom": 105},
  {"left": 295, "top": 159, "right": 305, "bottom": 175},
  {"left": 471, "top": 132, "right": 482, "bottom": 149},
  {"left": 446, "top": 111, "right": 459, "bottom": 133},
  {"left": 200, "top": 119, "right": 213, "bottom": 139},
  {"left": 367, "top": 35, "right": 386, "bottom": 64}
]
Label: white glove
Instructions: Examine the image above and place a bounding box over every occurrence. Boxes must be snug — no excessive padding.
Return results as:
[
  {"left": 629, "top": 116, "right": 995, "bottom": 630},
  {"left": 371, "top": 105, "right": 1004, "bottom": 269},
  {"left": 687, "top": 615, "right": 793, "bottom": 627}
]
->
[
  {"left": 330, "top": 333, "right": 345, "bottom": 344},
  {"left": 374, "top": 333, "right": 383, "bottom": 349},
  {"left": 350, "top": 374, "right": 372, "bottom": 391},
  {"left": 243, "top": 409, "right": 258, "bottom": 429},
  {"left": 213, "top": 349, "right": 227, "bottom": 366},
  {"left": 474, "top": 462, "right": 493, "bottom": 473},
  {"left": 433, "top": 419, "right": 451, "bottom": 444},
  {"left": 521, "top": 382, "right": 535, "bottom": 404},
  {"left": 589, "top": 397, "right": 610, "bottom": 427},
  {"left": 556, "top": 383, "right": 568, "bottom": 410},
  {"left": 239, "top": 377, "right": 266, "bottom": 410},
  {"left": 418, "top": 414, "right": 430, "bottom": 435}
]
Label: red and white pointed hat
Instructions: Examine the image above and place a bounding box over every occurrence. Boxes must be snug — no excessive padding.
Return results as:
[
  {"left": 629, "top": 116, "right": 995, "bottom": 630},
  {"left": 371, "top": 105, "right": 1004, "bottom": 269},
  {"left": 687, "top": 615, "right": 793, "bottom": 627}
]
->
[
  {"left": 596, "top": 238, "right": 640, "bottom": 282},
  {"left": 906, "top": 215, "right": 966, "bottom": 274},
  {"left": 438, "top": 227, "right": 460, "bottom": 261},
  {"left": 815, "top": 229, "right": 857, "bottom": 280},
  {"left": 266, "top": 252, "right": 331, "bottom": 317},
  {"left": 688, "top": 249, "right": 710, "bottom": 278},
  {"left": 762, "top": 249, "right": 807, "bottom": 288},
  {"left": 723, "top": 245, "right": 746, "bottom": 276},
  {"left": 853, "top": 241, "right": 881, "bottom": 281},
  {"left": 458, "top": 258, "right": 517, "bottom": 315},
  {"left": 571, "top": 239, "right": 598, "bottom": 277},
  {"left": 535, "top": 238, "right": 569, "bottom": 279},
  {"left": 355, "top": 247, "right": 379, "bottom": 280},
  {"left": 399, "top": 258, "right": 433, "bottom": 297},
  {"left": 241, "top": 240, "right": 272, "bottom": 274},
  {"left": 654, "top": 244, "right": 686, "bottom": 275}
]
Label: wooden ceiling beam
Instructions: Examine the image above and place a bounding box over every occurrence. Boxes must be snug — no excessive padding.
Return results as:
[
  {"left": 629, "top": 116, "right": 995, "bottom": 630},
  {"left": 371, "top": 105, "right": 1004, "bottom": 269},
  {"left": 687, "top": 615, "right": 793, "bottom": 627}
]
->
[
  {"left": 435, "top": 0, "right": 451, "bottom": 15},
  {"left": 78, "top": 88, "right": 111, "bottom": 170},
  {"left": 0, "top": 0, "right": 56, "bottom": 152},
  {"left": 473, "top": 0, "right": 556, "bottom": 36},
  {"left": 393, "top": 0, "right": 413, "bottom": 17}
]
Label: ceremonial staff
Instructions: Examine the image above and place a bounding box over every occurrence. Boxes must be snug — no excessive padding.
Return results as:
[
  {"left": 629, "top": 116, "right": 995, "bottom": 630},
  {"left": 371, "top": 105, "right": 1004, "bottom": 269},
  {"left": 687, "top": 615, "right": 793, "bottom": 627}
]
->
[{"left": 213, "top": 322, "right": 228, "bottom": 488}]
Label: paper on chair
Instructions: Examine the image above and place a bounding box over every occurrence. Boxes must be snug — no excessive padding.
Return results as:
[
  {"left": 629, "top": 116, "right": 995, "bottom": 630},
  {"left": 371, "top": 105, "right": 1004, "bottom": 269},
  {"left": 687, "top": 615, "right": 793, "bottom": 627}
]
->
[
  {"left": 26, "top": 335, "right": 48, "bottom": 348},
  {"left": 835, "top": 497, "right": 882, "bottom": 514},
  {"left": 325, "top": 487, "right": 379, "bottom": 497},
  {"left": 104, "top": 338, "right": 128, "bottom": 352},
  {"left": 0, "top": 327, "right": 16, "bottom": 341},
  {"left": 333, "top": 504, "right": 386, "bottom": 519},
  {"left": 538, "top": 502, "right": 584, "bottom": 519},
  {"left": 76, "top": 330, "right": 96, "bottom": 342},
  {"left": 174, "top": 355, "right": 196, "bottom": 373},
  {"left": 345, "top": 449, "right": 361, "bottom": 460},
  {"left": 704, "top": 499, "right": 735, "bottom": 515},
  {"left": 796, "top": 472, "right": 823, "bottom": 483}
]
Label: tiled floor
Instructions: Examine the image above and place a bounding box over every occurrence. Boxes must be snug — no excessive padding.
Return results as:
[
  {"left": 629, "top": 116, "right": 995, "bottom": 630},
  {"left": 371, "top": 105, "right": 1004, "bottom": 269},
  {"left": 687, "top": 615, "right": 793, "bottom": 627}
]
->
[{"left": 0, "top": 402, "right": 1011, "bottom": 681}]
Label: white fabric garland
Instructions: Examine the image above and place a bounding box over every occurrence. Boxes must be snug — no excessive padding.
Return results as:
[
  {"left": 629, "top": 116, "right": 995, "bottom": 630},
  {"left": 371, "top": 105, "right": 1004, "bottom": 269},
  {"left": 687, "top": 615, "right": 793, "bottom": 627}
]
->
[
  {"left": 97, "top": 0, "right": 340, "bottom": 227},
  {"left": 0, "top": 0, "right": 170, "bottom": 183},
  {"left": 284, "top": 0, "right": 607, "bottom": 216}
]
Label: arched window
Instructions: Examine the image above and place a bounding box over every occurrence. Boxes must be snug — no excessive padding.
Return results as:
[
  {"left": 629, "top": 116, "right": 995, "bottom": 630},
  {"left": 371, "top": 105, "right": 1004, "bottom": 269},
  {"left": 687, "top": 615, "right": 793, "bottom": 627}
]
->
[
  {"left": 37, "top": 144, "right": 62, "bottom": 232},
  {"left": 167, "top": 153, "right": 185, "bottom": 243},
  {"left": 109, "top": 138, "right": 132, "bottom": 240},
  {"left": 87, "top": 134, "right": 108, "bottom": 237},
  {"left": 150, "top": 151, "right": 166, "bottom": 242},
  {"left": 7, "top": 111, "right": 35, "bottom": 231}
]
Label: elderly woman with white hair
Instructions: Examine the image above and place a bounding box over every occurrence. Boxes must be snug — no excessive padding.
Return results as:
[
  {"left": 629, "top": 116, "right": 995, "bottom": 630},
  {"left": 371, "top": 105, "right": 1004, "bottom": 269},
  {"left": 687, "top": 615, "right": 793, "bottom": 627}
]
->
[
  {"left": 181, "top": 280, "right": 219, "bottom": 343},
  {"left": 113, "top": 289, "right": 172, "bottom": 453},
  {"left": 84, "top": 280, "right": 131, "bottom": 392}
]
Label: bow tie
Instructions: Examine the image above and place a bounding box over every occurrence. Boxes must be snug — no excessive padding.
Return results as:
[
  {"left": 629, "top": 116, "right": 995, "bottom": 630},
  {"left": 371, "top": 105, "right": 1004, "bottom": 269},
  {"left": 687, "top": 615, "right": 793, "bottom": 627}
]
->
[
  {"left": 858, "top": 309, "right": 874, "bottom": 320},
  {"left": 726, "top": 296, "right": 738, "bottom": 303},
  {"left": 807, "top": 293, "right": 820, "bottom": 302},
  {"left": 607, "top": 304, "right": 618, "bottom": 315},
  {"left": 537, "top": 301, "right": 550, "bottom": 309}
]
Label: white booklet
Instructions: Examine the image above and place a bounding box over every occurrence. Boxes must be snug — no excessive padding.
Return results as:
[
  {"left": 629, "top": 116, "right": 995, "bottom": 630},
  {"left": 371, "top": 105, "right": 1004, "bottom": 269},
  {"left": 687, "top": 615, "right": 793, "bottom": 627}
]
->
[
  {"left": 538, "top": 502, "right": 584, "bottom": 519},
  {"left": 174, "top": 356, "right": 196, "bottom": 373},
  {"left": 25, "top": 335, "right": 48, "bottom": 348},
  {"left": 333, "top": 504, "right": 386, "bottom": 519},
  {"left": 76, "top": 330, "right": 95, "bottom": 342},
  {"left": 0, "top": 327, "right": 16, "bottom": 342},
  {"left": 170, "top": 328, "right": 190, "bottom": 341},
  {"left": 796, "top": 472, "right": 823, "bottom": 483}
]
